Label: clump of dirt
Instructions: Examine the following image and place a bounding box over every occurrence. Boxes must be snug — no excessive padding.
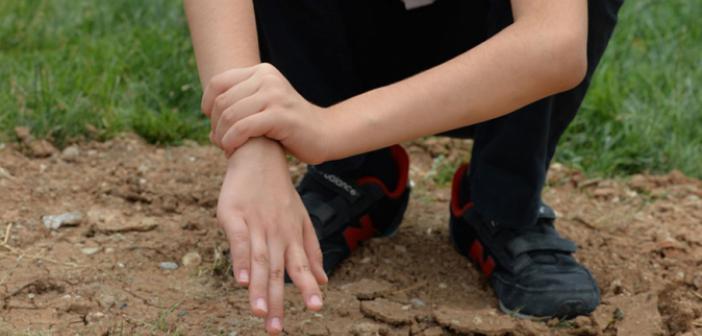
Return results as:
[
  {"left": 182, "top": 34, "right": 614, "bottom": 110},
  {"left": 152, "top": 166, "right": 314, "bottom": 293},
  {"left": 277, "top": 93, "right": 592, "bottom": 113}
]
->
[{"left": 1, "top": 134, "right": 701, "bottom": 335}]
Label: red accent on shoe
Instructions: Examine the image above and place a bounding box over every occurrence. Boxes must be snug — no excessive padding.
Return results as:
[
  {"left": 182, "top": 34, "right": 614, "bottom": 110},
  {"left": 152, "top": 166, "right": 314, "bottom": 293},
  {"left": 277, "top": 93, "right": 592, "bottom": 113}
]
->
[
  {"left": 469, "top": 240, "right": 483, "bottom": 263},
  {"left": 451, "top": 164, "right": 474, "bottom": 217},
  {"left": 344, "top": 215, "right": 375, "bottom": 251},
  {"left": 482, "top": 256, "right": 496, "bottom": 278},
  {"left": 356, "top": 145, "right": 409, "bottom": 200},
  {"left": 469, "top": 240, "right": 496, "bottom": 278}
]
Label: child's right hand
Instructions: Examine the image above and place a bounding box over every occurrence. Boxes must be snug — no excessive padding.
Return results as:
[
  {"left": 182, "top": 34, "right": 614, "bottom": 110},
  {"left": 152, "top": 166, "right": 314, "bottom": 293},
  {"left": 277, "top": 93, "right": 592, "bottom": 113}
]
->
[{"left": 217, "top": 138, "right": 327, "bottom": 334}]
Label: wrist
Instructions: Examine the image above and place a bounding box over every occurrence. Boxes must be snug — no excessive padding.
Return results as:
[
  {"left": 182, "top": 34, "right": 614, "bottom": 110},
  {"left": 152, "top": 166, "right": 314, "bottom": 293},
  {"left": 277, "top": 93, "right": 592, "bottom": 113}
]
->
[{"left": 227, "top": 137, "right": 287, "bottom": 172}]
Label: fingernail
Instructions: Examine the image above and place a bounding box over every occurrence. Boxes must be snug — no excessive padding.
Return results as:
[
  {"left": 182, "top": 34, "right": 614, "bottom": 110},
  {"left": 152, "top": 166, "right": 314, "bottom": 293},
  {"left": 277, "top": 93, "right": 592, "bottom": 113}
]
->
[
  {"left": 238, "top": 270, "right": 249, "bottom": 284},
  {"left": 270, "top": 317, "right": 282, "bottom": 331},
  {"left": 309, "top": 294, "right": 322, "bottom": 308},
  {"left": 255, "top": 298, "right": 267, "bottom": 313}
]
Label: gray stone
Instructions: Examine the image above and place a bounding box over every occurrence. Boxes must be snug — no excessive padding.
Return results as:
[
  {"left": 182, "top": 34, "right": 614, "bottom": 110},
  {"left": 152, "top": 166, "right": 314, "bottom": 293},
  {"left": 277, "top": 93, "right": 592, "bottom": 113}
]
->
[
  {"left": 42, "top": 211, "right": 83, "bottom": 230},
  {"left": 159, "top": 261, "right": 179, "bottom": 270}
]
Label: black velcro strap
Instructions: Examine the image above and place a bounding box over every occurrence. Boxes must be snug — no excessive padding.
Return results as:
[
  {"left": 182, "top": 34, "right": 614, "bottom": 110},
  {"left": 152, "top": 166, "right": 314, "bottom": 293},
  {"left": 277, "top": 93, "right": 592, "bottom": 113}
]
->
[
  {"left": 507, "top": 234, "right": 577, "bottom": 257},
  {"left": 299, "top": 167, "right": 386, "bottom": 239},
  {"left": 304, "top": 194, "right": 336, "bottom": 224}
]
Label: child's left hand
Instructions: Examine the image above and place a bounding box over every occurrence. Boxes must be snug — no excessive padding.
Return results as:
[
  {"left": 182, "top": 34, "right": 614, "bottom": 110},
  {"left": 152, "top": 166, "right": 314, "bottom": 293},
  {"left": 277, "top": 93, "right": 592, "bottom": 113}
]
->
[{"left": 202, "top": 63, "right": 335, "bottom": 164}]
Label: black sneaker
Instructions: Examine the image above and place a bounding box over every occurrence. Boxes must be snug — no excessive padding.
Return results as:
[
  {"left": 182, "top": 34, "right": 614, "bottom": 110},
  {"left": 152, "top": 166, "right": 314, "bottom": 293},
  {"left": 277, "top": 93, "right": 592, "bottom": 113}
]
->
[
  {"left": 298, "top": 145, "right": 411, "bottom": 275},
  {"left": 449, "top": 164, "right": 600, "bottom": 318}
]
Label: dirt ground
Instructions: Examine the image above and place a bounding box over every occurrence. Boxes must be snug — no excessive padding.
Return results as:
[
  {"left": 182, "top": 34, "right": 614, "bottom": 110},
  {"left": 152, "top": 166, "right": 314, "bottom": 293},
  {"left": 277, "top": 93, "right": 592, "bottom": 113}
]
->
[{"left": 1, "top": 134, "right": 702, "bottom": 336}]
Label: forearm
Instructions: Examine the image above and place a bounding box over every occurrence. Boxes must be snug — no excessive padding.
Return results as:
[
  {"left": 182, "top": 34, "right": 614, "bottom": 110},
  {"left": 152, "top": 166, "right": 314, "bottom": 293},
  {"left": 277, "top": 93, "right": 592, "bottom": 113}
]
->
[
  {"left": 326, "top": 0, "right": 587, "bottom": 160},
  {"left": 184, "top": 0, "right": 260, "bottom": 84},
  {"left": 185, "top": 0, "right": 286, "bottom": 165}
]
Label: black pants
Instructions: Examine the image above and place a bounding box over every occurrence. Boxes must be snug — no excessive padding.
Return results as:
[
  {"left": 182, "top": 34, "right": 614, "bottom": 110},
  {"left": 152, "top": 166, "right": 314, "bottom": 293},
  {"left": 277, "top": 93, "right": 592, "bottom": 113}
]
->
[{"left": 254, "top": 0, "right": 624, "bottom": 229}]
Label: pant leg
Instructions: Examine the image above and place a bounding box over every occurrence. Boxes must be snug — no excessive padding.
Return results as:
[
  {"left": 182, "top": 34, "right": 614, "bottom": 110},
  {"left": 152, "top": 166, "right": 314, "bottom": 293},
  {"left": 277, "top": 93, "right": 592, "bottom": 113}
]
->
[
  {"left": 254, "top": 0, "right": 373, "bottom": 173},
  {"left": 254, "top": 0, "right": 491, "bottom": 174},
  {"left": 468, "top": 0, "right": 624, "bottom": 229}
]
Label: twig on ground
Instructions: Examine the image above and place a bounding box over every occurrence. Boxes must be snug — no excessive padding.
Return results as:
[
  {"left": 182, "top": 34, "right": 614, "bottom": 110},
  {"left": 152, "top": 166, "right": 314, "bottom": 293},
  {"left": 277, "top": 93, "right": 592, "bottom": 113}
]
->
[
  {"left": 2, "top": 222, "right": 12, "bottom": 245},
  {"left": 578, "top": 178, "right": 603, "bottom": 189},
  {"left": 121, "top": 287, "right": 168, "bottom": 309},
  {"left": 1, "top": 239, "right": 84, "bottom": 269}
]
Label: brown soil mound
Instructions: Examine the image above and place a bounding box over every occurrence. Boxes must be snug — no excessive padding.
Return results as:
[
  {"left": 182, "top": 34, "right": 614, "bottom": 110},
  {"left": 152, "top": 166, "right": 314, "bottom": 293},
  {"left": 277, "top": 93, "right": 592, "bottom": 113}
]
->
[{"left": 1, "top": 135, "right": 701, "bottom": 335}]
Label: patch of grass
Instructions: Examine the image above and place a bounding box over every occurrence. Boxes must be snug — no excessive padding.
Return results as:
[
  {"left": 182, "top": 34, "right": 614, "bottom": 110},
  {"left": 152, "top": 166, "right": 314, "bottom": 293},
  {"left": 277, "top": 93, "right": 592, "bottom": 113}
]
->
[
  {"left": 0, "top": 0, "right": 207, "bottom": 147},
  {"left": 0, "top": 0, "right": 700, "bottom": 177},
  {"left": 150, "top": 303, "right": 185, "bottom": 335},
  {"left": 428, "top": 154, "right": 462, "bottom": 186},
  {"left": 555, "top": 0, "right": 702, "bottom": 178}
]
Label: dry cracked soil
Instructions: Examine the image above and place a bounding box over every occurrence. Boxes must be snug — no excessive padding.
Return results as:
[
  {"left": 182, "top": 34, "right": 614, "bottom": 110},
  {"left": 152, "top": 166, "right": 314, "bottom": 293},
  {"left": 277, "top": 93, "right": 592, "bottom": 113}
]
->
[{"left": 1, "top": 134, "right": 702, "bottom": 335}]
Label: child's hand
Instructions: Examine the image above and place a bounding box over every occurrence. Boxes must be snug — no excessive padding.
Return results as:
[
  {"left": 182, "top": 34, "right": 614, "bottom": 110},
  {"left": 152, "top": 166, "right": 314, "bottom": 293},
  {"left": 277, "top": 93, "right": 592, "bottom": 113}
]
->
[
  {"left": 217, "top": 139, "right": 327, "bottom": 334},
  {"left": 202, "top": 63, "right": 333, "bottom": 164}
]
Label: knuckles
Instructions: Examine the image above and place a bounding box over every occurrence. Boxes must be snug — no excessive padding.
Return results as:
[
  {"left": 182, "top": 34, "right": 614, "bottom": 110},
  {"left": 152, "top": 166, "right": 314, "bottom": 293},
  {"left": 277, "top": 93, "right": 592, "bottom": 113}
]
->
[
  {"left": 256, "top": 62, "right": 278, "bottom": 74},
  {"left": 269, "top": 268, "right": 284, "bottom": 281},
  {"left": 252, "top": 252, "right": 270, "bottom": 265},
  {"left": 208, "top": 72, "right": 230, "bottom": 95},
  {"left": 262, "top": 84, "right": 286, "bottom": 103},
  {"left": 289, "top": 264, "right": 310, "bottom": 277},
  {"left": 220, "top": 108, "right": 237, "bottom": 126},
  {"left": 228, "top": 230, "right": 249, "bottom": 245},
  {"left": 213, "top": 95, "right": 228, "bottom": 114}
]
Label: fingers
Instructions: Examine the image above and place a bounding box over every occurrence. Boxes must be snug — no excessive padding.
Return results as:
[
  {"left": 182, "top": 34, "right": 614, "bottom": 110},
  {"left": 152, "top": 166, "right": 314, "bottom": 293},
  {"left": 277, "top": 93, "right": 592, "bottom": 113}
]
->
[
  {"left": 221, "top": 216, "right": 251, "bottom": 286},
  {"left": 286, "top": 244, "right": 324, "bottom": 311},
  {"left": 266, "top": 240, "right": 286, "bottom": 334},
  {"left": 249, "top": 231, "right": 269, "bottom": 318},
  {"left": 221, "top": 112, "right": 274, "bottom": 156},
  {"left": 210, "top": 74, "right": 263, "bottom": 144},
  {"left": 201, "top": 66, "right": 257, "bottom": 117},
  {"left": 213, "top": 93, "right": 269, "bottom": 148},
  {"left": 303, "top": 217, "right": 328, "bottom": 285}
]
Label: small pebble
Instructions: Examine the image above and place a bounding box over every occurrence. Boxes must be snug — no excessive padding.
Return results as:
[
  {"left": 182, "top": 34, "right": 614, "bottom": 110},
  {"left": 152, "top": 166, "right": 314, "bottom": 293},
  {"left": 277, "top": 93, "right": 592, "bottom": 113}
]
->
[
  {"left": 81, "top": 247, "right": 100, "bottom": 255},
  {"left": 98, "top": 294, "right": 116, "bottom": 309},
  {"left": 159, "top": 261, "right": 179, "bottom": 270},
  {"left": 438, "top": 283, "right": 448, "bottom": 289},
  {"left": 410, "top": 298, "right": 426, "bottom": 308},
  {"left": 0, "top": 166, "right": 13, "bottom": 179},
  {"left": 61, "top": 145, "right": 80, "bottom": 162},
  {"left": 181, "top": 251, "right": 202, "bottom": 267}
]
